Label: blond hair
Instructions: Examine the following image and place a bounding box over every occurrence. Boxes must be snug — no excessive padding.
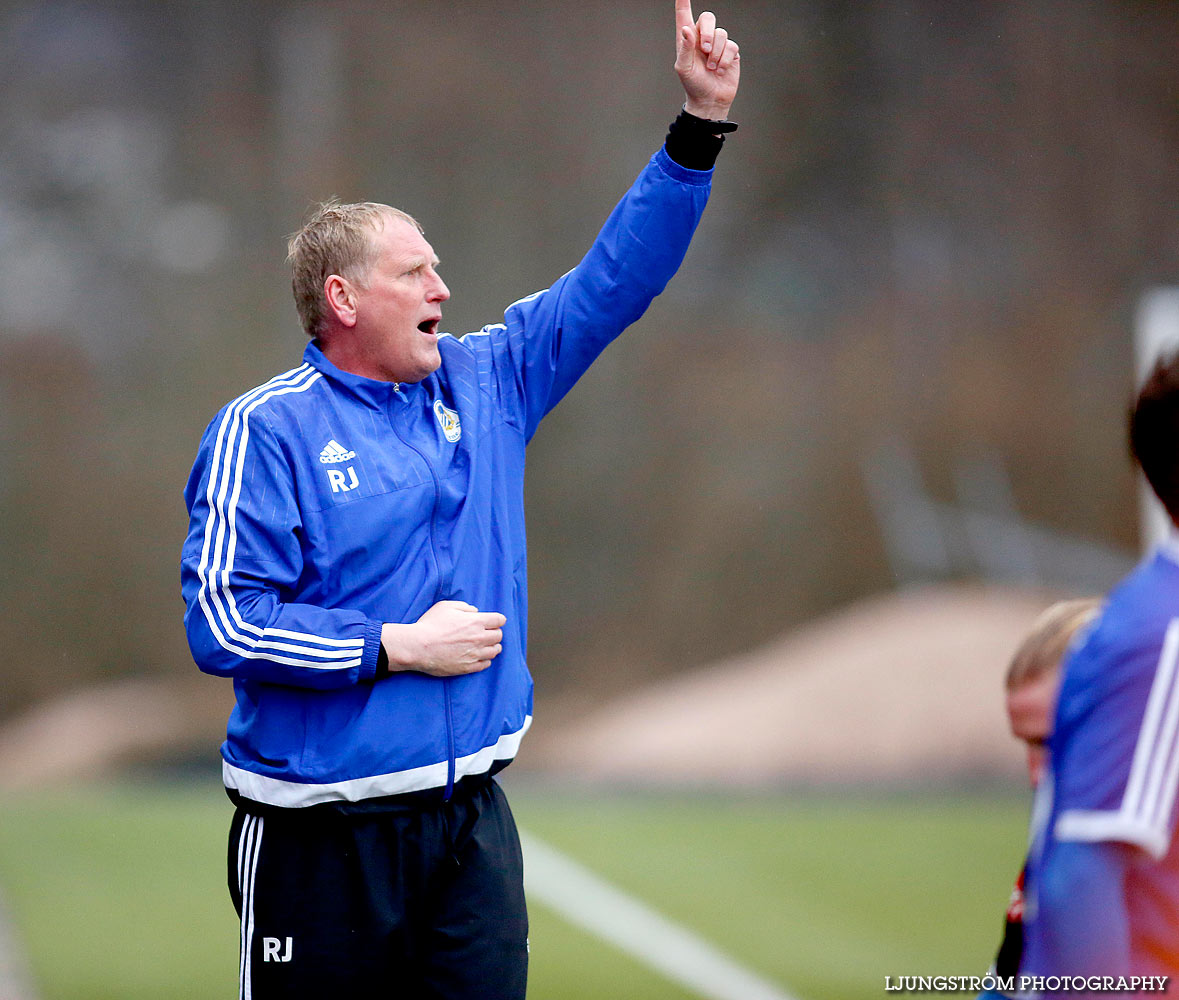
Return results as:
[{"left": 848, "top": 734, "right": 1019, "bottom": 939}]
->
[
  {"left": 286, "top": 199, "right": 423, "bottom": 338},
  {"left": 1005, "top": 597, "right": 1102, "bottom": 691}
]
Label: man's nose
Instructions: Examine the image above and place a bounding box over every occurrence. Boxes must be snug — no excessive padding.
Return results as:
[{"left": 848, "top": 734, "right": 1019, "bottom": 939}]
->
[{"left": 429, "top": 271, "right": 450, "bottom": 302}]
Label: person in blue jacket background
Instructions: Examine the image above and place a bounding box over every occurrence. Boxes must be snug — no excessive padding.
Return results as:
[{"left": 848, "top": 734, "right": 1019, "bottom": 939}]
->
[
  {"left": 1020, "top": 353, "right": 1179, "bottom": 993},
  {"left": 180, "top": 2, "right": 741, "bottom": 997}
]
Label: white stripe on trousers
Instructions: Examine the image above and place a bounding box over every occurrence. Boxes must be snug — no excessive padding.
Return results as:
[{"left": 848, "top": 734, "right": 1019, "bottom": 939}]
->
[{"left": 237, "top": 814, "right": 264, "bottom": 1000}]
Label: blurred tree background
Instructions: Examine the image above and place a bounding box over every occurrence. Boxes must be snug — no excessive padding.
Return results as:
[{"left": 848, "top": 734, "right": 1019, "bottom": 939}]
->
[{"left": 0, "top": 0, "right": 1176, "bottom": 721}]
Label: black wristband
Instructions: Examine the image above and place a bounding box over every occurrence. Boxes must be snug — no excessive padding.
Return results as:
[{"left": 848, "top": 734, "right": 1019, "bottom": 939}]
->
[
  {"left": 681, "top": 105, "right": 739, "bottom": 133},
  {"left": 664, "top": 107, "right": 739, "bottom": 170},
  {"left": 375, "top": 644, "right": 390, "bottom": 679}
]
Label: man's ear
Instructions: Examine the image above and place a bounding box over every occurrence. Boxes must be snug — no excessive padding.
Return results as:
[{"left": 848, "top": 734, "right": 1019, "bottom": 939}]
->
[{"left": 324, "top": 274, "right": 359, "bottom": 328}]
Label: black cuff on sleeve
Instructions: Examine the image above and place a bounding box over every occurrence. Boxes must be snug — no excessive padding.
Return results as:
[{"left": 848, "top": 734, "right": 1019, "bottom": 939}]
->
[{"left": 664, "top": 108, "right": 738, "bottom": 170}]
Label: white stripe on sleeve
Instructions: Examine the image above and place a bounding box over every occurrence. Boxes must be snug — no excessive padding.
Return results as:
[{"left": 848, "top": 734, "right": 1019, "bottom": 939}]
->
[{"left": 195, "top": 366, "right": 366, "bottom": 671}]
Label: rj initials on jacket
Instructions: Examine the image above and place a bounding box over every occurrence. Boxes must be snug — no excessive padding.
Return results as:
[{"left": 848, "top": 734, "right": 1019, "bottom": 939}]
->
[{"left": 181, "top": 148, "right": 712, "bottom": 808}]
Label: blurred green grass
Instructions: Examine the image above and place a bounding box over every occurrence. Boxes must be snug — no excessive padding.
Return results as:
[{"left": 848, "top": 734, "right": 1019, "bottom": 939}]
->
[{"left": 0, "top": 780, "right": 1029, "bottom": 1000}]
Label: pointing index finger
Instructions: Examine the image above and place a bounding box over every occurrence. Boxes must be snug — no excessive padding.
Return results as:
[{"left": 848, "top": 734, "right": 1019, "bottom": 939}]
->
[{"left": 675, "top": 0, "right": 694, "bottom": 32}]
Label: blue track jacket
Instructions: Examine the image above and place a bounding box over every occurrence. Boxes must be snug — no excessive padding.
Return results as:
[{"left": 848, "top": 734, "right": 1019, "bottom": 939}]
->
[{"left": 181, "top": 147, "right": 712, "bottom": 807}]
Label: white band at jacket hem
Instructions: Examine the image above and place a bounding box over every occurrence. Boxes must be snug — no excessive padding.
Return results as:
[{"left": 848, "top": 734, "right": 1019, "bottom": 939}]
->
[{"left": 222, "top": 717, "right": 532, "bottom": 808}]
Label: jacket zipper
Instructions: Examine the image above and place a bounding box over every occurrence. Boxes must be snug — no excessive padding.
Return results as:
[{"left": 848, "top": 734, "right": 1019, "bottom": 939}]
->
[{"left": 389, "top": 385, "right": 457, "bottom": 800}]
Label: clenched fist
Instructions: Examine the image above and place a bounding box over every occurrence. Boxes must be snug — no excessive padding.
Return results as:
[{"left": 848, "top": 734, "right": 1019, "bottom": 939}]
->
[{"left": 381, "top": 600, "right": 506, "bottom": 677}]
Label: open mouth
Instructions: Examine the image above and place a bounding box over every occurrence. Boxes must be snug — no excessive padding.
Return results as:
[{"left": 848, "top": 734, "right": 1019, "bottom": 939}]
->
[{"left": 417, "top": 318, "right": 440, "bottom": 336}]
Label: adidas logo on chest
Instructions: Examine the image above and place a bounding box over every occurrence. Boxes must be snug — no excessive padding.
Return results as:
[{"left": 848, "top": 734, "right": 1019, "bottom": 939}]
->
[
  {"left": 319, "top": 439, "right": 356, "bottom": 464},
  {"left": 319, "top": 439, "right": 359, "bottom": 493}
]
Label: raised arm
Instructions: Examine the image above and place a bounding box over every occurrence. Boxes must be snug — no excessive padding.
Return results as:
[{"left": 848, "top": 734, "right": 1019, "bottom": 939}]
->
[{"left": 461, "top": 3, "right": 743, "bottom": 440}]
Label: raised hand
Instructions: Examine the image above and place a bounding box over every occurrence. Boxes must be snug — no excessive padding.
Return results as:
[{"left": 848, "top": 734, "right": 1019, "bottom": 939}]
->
[{"left": 674, "top": 0, "right": 740, "bottom": 121}]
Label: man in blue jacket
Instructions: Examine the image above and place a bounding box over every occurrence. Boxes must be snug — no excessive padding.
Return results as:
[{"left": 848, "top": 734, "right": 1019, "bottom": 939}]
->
[{"left": 181, "top": 3, "right": 740, "bottom": 997}]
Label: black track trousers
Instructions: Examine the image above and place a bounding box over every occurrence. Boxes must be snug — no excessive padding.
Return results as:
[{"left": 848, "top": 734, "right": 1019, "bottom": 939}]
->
[{"left": 228, "top": 776, "right": 529, "bottom": 999}]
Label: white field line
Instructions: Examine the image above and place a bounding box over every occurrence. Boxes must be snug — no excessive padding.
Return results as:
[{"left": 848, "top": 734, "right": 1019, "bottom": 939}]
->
[
  {"left": 519, "top": 830, "right": 802, "bottom": 1000},
  {"left": 0, "top": 888, "right": 37, "bottom": 1000}
]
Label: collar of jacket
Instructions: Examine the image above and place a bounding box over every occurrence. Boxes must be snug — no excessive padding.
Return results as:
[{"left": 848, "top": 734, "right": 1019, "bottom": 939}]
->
[{"left": 303, "top": 340, "right": 426, "bottom": 407}]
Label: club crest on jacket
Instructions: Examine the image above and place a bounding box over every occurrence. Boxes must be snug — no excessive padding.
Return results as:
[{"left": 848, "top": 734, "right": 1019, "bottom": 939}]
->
[{"left": 434, "top": 400, "right": 462, "bottom": 443}]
